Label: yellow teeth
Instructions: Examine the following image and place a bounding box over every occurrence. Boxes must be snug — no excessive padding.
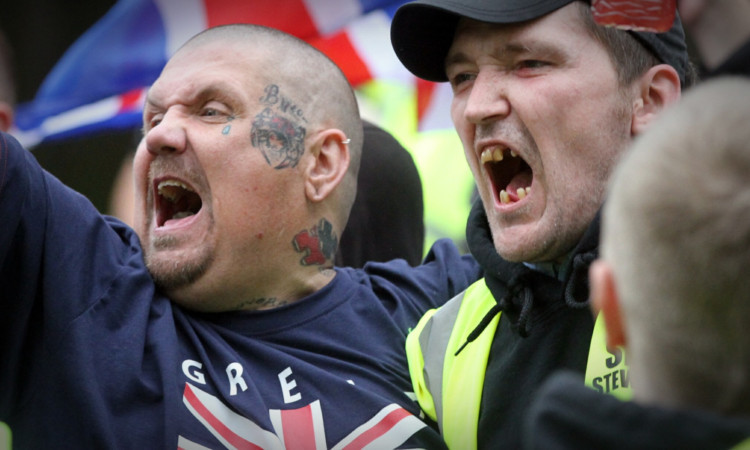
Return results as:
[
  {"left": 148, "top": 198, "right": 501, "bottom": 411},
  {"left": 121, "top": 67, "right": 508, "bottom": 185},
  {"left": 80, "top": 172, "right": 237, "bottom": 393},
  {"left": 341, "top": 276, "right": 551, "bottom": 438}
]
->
[
  {"left": 480, "top": 146, "right": 519, "bottom": 164},
  {"left": 157, "top": 180, "right": 193, "bottom": 201},
  {"left": 499, "top": 187, "right": 531, "bottom": 204}
]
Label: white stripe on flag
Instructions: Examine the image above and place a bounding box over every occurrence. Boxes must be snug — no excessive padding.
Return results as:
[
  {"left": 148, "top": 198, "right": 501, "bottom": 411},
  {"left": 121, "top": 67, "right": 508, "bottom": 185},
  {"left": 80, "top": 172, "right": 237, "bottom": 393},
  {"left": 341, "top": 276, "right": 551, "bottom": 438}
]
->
[
  {"left": 177, "top": 435, "right": 213, "bottom": 450},
  {"left": 303, "top": 0, "right": 362, "bottom": 35},
  {"left": 419, "top": 82, "right": 454, "bottom": 131},
  {"left": 346, "top": 11, "right": 413, "bottom": 83},
  {"left": 331, "top": 404, "right": 424, "bottom": 450},
  {"left": 42, "top": 96, "right": 121, "bottom": 136},
  {"left": 154, "top": 0, "right": 207, "bottom": 57},
  {"left": 362, "top": 414, "right": 426, "bottom": 449},
  {"left": 309, "top": 400, "right": 328, "bottom": 450}
]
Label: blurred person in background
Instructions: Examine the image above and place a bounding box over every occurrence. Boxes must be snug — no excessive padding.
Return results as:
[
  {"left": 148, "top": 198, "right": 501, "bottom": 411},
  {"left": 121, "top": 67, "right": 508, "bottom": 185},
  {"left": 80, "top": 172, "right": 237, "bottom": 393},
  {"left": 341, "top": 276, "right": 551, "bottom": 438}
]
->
[
  {"left": 678, "top": 0, "right": 750, "bottom": 77},
  {"left": 0, "top": 29, "right": 15, "bottom": 132}
]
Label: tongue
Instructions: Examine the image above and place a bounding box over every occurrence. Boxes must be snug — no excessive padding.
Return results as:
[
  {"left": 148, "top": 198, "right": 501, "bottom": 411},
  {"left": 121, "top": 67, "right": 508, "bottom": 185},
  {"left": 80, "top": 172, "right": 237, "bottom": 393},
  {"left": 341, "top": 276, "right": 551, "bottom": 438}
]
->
[
  {"left": 163, "top": 211, "right": 195, "bottom": 227},
  {"left": 506, "top": 172, "right": 532, "bottom": 200},
  {"left": 164, "top": 213, "right": 194, "bottom": 227}
]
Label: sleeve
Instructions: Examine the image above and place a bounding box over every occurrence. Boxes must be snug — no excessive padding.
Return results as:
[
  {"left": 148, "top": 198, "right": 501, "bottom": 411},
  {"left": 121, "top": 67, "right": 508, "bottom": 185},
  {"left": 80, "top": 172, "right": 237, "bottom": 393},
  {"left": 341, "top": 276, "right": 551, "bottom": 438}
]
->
[
  {"left": 0, "top": 131, "right": 135, "bottom": 418},
  {"left": 361, "top": 238, "right": 482, "bottom": 330}
]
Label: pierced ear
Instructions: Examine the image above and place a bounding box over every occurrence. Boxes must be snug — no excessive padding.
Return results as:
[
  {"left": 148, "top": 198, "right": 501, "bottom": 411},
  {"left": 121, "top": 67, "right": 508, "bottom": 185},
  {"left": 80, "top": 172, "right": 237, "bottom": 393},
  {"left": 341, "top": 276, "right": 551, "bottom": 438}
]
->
[
  {"left": 304, "top": 129, "right": 351, "bottom": 202},
  {"left": 590, "top": 259, "right": 627, "bottom": 349},
  {"left": 631, "top": 64, "right": 681, "bottom": 136}
]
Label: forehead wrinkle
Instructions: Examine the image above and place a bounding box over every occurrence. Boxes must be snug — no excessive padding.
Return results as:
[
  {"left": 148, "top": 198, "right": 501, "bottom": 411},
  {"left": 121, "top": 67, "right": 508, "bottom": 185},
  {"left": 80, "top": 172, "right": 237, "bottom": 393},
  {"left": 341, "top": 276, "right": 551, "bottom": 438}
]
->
[
  {"left": 503, "top": 40, "right": 567, "bottom": 60},
  {"left": 449, "top": 16, "right": 573, "bottom": 64},
  {"left": 146, "top": 78, "right": 245, "bottom": 112},
  {"left": 449, "top": 35, "right": 568, "bottom": 65}
]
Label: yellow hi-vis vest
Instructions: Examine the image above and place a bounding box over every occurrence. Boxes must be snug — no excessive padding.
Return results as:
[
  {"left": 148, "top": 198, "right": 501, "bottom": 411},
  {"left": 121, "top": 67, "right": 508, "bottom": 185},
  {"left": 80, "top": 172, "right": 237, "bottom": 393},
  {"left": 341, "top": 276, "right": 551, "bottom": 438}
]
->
[{"left": 405, "top": 278, "right": 631, "bottom": 449}]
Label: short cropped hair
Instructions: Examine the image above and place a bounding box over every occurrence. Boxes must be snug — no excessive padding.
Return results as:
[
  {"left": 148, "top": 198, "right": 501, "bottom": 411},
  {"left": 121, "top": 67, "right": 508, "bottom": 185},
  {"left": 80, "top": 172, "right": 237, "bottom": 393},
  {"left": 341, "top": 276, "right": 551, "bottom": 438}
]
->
[
  {"left": 603, "top": 77, "right": 750, "bottom": 414},
  {"left": 179, "top": 24, "right": 364, "bottom": 224}
]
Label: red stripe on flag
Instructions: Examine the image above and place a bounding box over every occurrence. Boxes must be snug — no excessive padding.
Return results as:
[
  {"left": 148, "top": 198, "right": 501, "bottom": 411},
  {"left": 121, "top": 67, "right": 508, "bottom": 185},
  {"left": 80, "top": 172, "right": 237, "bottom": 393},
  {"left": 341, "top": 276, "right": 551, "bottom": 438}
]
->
[
  {"left": 341, "top": 407, "right": 412, "bottom": 450},
  {"left": 183, "top": 384, "right": 264, "bottom": 450},
  {"left": 203, "top": 0, "right": 319, "bottom": 40},
  {"left": 280, "top": 404, "right": 317, "bottom": 450},
  {"left": 311, "top": 32, "right": 373, "bottom": 87},
  {"left": 416, "top": 79, "right": 436, "bottom": 124},
  {"left": 118, "top": 88, "right": 144, "bottom": 113}
]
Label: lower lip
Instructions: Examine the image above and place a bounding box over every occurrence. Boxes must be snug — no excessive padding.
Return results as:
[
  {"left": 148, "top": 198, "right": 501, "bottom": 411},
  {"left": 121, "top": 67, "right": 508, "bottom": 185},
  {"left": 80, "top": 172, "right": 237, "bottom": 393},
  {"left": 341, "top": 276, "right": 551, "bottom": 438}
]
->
[
  {"left": 495, "top": 189, "right": 528, "bottom": 210},
  {"left": 155, "top": 211, "right": 201, "bottom": 233}
]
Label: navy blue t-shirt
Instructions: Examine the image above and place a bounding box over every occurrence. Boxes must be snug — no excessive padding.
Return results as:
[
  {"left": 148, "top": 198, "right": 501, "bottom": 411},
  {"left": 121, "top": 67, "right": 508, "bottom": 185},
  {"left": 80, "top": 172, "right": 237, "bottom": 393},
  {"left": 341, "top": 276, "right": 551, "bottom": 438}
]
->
[{"left": 0, "top": 132, "right": 480, "bottom": 449}]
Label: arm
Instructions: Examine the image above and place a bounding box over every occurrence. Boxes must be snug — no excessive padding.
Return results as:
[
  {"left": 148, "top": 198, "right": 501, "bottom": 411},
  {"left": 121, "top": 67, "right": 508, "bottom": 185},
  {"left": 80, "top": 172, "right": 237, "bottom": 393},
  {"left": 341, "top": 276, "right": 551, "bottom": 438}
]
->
[
  {"left": 359, "top": 238, "right": 481, "bottom": 330},
  {"left": 0, "top": 131, "right": 136, "bottom": 419}
]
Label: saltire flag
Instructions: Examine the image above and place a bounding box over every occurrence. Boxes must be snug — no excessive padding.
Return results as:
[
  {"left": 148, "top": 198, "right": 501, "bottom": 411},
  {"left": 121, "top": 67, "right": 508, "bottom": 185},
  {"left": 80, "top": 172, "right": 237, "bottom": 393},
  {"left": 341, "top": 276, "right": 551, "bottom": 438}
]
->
[{"left": 12, "top": 0, "right": 453, "bottom": 148}]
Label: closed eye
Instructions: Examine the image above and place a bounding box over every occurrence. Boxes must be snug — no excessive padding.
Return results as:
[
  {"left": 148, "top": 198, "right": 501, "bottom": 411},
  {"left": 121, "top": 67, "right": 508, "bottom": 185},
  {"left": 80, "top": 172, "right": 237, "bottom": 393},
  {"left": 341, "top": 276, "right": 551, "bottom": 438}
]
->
[
  {"left": 518, "top": 60, "right": 549, "bottom": 69},
  {"left": 199, "top": 102, "right": 233, "bottom": 122},
  {"left": 146, "top": 114, "right": 163, "bottom": 130},
  {"left": 513, "top": 59, "right": 554, "bottom": 77}
]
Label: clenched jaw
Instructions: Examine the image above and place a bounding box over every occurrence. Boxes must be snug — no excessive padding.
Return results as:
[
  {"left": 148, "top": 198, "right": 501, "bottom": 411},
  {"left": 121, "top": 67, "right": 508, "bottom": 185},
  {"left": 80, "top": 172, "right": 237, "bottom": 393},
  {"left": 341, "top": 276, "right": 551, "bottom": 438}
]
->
[{"left": 480, "top": 145, "right": 532, "bottom": 205}]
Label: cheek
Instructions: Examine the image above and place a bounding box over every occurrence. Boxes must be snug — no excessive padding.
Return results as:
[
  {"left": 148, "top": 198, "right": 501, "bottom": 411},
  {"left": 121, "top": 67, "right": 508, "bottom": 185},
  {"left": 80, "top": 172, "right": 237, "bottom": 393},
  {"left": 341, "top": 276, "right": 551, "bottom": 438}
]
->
[
  {"left": 529, "top": 84, "right": 626, "bottom": 154},
  {"left": 450, "top": 97, "right": 470, "bottom": 136},
  {"left": 132, "top": 150, "right": 150, "bottom": 187},
  {"left": 132, "top": 151, "right": 152, "bottom": 210},
  {"left": 451, "top": 98, "right": 478, "bottom": 164},
  {"left": 130, "top": 150, "right": 151, "bottom": 238}
]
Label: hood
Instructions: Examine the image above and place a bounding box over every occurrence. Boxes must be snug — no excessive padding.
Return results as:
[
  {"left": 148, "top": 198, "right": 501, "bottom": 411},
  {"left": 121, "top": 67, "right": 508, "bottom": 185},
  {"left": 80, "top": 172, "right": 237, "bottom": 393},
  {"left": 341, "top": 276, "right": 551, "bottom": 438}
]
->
[{"left": 464, "top": 198, "right": 601, "bottom": 337}]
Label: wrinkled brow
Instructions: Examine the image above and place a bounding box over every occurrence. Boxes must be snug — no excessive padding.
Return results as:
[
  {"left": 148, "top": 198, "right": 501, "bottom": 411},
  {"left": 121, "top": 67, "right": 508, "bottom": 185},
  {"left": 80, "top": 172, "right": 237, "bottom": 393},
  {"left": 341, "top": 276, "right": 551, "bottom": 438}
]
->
[
  {"left": 446, "top": 39, "right": 566, "bottom": 68},
  {"left": 144, "top": 84, "right": 241, "bottom": 110}
]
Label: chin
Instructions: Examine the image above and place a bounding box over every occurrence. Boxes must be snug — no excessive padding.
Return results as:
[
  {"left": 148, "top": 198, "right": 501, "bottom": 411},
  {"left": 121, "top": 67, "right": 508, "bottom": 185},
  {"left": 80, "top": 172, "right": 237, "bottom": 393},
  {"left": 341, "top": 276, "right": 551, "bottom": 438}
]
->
[{"left": 147, "top": 252, "right": 210, "bottom": 290}]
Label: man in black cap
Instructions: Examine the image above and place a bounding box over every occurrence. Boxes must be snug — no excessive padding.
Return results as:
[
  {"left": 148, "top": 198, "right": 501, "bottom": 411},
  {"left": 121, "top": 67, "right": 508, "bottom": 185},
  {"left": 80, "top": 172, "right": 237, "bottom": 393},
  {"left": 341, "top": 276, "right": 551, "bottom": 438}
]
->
[{"left": 391, "top": 1, "right": 696, "bottom": 448}]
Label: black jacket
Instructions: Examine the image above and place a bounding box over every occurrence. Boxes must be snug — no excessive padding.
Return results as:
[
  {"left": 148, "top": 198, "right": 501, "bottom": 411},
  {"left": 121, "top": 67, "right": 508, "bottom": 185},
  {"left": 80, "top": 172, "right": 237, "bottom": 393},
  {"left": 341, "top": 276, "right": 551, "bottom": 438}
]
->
[
  {"left": 465, "top": 199, "right": 602, "bottom": 449},
  {"left": 524, "top": 371, "right": 750, "bottom": 450}
]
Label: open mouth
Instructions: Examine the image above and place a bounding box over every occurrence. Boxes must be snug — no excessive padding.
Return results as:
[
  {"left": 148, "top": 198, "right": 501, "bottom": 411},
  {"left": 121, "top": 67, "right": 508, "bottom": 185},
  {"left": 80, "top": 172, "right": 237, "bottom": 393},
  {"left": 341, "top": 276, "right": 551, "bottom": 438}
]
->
[
  {"left": 155, "top": 179, "right": 203, "bottom": 227},
  {"left": 480, "top": 145, "right": 532, "bottom": 205}
]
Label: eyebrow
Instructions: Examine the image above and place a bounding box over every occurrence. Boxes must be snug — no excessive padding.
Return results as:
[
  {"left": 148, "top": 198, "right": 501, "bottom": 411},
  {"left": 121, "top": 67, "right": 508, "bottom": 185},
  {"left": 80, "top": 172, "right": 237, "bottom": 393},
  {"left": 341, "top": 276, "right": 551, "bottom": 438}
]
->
[
  {"left": 145, "top": 84, "right": 239, "bottom": 110},
  {"left": 445, "top": 40, "right": 566, "bottom": 69},
  {"left": 505, "top": 41, "right": 565, "bottom": 60}
]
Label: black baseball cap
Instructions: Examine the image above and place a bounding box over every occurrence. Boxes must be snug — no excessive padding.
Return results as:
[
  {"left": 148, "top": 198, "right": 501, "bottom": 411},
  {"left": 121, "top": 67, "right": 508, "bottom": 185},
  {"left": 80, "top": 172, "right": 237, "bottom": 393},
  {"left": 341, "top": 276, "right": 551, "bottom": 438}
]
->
[{"left": 390, "top": 0, "right": 690, "bottom": 86}]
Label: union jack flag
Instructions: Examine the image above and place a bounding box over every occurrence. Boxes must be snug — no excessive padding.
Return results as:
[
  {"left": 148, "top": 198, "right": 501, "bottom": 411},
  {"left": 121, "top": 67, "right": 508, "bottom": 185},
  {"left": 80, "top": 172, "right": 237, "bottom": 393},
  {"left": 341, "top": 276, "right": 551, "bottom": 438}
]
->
[
  {"left": 12, "top": 0, "right": 452, "bottom": 148},
  {"left": 179, "top": 383, "right": 426, "bottom": 449}
]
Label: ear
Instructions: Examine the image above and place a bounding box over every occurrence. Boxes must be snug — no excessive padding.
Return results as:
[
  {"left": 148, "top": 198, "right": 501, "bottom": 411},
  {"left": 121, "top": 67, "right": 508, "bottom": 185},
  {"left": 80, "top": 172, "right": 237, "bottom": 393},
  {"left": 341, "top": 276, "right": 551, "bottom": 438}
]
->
[
  {"left": 631, "top": 64, "right": 681, "bottom": 136},
  {"left": 0, "top": 102, "right": 14, "bottom": 132},
  {"left": 589, "top": 259, "right": 627, "bottom": 349},
  {"left": 304, "top": 128, "right": 351, "bottom": 203}
]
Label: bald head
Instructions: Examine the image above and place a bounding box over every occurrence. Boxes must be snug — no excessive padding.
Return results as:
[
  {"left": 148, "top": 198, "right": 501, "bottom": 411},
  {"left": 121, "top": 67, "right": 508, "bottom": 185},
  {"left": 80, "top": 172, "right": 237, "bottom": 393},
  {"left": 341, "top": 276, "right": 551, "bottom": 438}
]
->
[{"left": 178, "top": 24, "right": 363, "bottom": 179}]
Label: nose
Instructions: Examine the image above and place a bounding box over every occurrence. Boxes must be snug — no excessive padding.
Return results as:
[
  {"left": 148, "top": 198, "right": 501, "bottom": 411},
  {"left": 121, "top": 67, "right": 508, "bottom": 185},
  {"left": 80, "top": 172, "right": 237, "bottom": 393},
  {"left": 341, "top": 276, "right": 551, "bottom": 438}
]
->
[
  {"left": 463, "top": 71, "right": 511, "bottom": 124},
  {"left": 144, "top": 108, "right": 187, "bottom": 156}
]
